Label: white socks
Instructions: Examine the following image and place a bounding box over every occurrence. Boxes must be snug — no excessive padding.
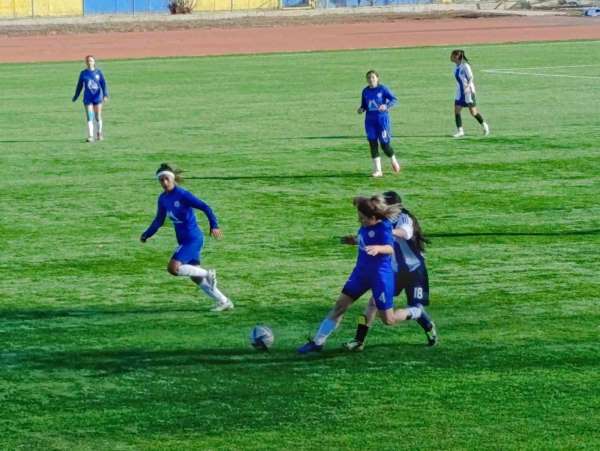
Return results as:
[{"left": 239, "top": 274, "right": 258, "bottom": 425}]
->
[
  {"left": 87, "top": 121, "right": 94, "bottom": 139},
  {"left": 96, "top": 119, "right": 103, "bottom": 135},
  {"left": 177, "top": 264, "right": 209, "bottom": 278},
  {"left": 407, "top": 306, "right": 423, "bottom": 320},
  {"left": 314, "top": 318, "right": 337, "bottom": 346},
  {"left": 198, "top": 279, "right": 228, "bottom": 304},
  {"left": 372, "top": 157, "right": 382, "bottom": 174}
]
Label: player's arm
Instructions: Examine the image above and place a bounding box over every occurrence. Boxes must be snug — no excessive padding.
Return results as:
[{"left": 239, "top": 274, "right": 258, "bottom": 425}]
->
[
  {"left": 340, "top": 235, "right": 358, "bottom": 245},
  {"left": 140, "top": 200, "right": 166, "bottom": 242},
  {"left": 392, "top": 215, "right": 414, "bottom": 240},
  {"left": 72, "top": 73, "right": 83, "bottom": 102},
  {"left": 99, "top": 70, "right": 109, "bottom": 100},
  {"left": 181, "top": 191, "right": 221, "bottom": 238},
  {"left": 382, "top": 86, "right": 398, "bottom": 110},
  {"left": 357, "top": 90, "right": 367, "bottom": 114},
  {"left": 364, "top": 244, "right": 394, "bottom": 256}
]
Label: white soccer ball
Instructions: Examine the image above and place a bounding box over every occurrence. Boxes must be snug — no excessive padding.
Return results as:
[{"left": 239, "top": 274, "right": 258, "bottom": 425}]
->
[{"left": 250, "top": 325, "right": 274, "bottom": 350}]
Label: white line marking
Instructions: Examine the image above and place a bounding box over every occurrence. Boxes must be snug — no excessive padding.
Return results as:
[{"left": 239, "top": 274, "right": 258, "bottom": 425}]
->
[
  {"left": 483, "top": 69, "right": 600, "bottom": 80},
  {"left": 486, "top": 64, "right": 600, "bottom": 71}
]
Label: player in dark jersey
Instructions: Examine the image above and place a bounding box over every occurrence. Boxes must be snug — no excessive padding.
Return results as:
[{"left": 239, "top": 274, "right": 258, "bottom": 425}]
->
[{"left": 345, "top": 191, "right": 437, "bottom": 351}]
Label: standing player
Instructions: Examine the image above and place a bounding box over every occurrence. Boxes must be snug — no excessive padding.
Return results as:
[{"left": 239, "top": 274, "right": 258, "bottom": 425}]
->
[
  {"left": 451, "top": 49, "right": 490, "bottom": 138},
  {"left": 298, "top": 195, "right": 421, "bottom": 354},
  {"left": 357, "top": 70, "right": 401, "bottom": 177},
  {"left": 72, "top": 55, "right": 108, "bottom": 142},
  {"left": 345, "top": 191, "right": 437, "bottom": 351},
  {"left": 140, "top": 163, "right": 234, "bottom": 312}
]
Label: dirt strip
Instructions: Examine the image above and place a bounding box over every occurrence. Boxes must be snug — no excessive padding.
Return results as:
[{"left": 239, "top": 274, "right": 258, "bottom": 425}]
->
[{"left": 0, "top": 15, "right": 599, "bottom": 63}]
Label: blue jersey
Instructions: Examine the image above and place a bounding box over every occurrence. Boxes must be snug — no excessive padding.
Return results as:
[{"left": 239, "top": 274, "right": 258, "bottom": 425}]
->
[
  {"left": 361, "top": 84, "right": 397, "bottom": 118},
  {"left": 142, "top": 186, "right": 218, "bottom": 245},
  {"left": 355, "top": 219, "right": 394, "bottom": 273},
  {"left": 73, "top": 69, "right": 108, "bottom": 105}
]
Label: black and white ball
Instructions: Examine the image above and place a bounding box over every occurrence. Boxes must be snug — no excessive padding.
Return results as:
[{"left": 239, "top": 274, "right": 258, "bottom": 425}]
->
[{"left": 250, "top": 325, "right": 274, "bottom": 350}]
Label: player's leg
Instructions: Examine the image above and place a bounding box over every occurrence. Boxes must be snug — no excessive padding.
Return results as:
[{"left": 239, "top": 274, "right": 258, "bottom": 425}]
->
[
  {"left": 453, "top": 104, "right": 465, "bottom": 138},
  {"left": 406, "top": 267, "right": 437, "bottom": 346},
  {"left": 298, "top": 270, "right": 367, "bottom": 354},
  {"left": 379, "top": 115, "right": 400, "bottom": 173},
  {"left": 346, "top": 270, "right": 405, "bottom": 351},
  {"left": 93, "top": 103, "right": 103, "bottom": 140},
  {"left": 468, "top": 103, "right": 489, "bottom": 136},
  {"left": 366, "top": 120, "right": 383, "bottom": 177},
  {"left": 84, "top": 104, "right": 94, "bottom": 142}
]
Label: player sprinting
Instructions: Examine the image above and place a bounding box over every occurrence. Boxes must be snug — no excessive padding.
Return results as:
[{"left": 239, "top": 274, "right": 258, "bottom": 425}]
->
[
  {"left": 298, "top": 195, "right": 416, "bottom": 354},
  {"left": 451, "top": 49, "right": 490, "bottom": 138},
  {"left": 357, "top": 70, "right": 401, "bottom": 177},
  {"left": 72, "top": 55, "right": 108, "bottom": 142},
  {"left": 140, "top": 163, "right": 234, "bottom": 312},
  {"left": 345, "top": 191, "right": 437, "bottom": 351}
]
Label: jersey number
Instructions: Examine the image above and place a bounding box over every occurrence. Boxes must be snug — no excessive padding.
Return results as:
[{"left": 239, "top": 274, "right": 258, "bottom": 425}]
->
[{"left": 413, "top": 287, "right": 423, "bottom": 300}]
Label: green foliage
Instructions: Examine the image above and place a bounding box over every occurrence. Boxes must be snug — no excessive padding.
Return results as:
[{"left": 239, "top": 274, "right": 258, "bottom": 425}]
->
[{"left": 1, "top": 41, "right": 599, "bottom": 449}]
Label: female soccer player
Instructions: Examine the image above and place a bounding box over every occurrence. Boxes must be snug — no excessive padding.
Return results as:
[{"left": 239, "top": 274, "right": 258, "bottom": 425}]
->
[
  {"left": 345, "top": 191, "right": 437, "bottom": 351},
  {"left": 357, "top": 70, "right": 401, "bottom": 177},
  {"left": 451, "top": 49, "right": 490, "bottom": 138},
  {"left": 72, "top": 55, "right": 108, "bottom": 142},
  {"left": 140, "top": 163, "right": 234, "bottom": 312},
  {"left": 298, "top": 195, "right": 414, "bottom": 354}
]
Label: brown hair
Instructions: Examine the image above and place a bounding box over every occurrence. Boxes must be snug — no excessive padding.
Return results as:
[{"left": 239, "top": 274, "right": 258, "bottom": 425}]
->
[
  {"left": 366, "top": 69, "right": 380, "bottom": 79},
  {"left": 353, "top": 195, "right": 401, "bottom": 221},
  {"left": 383, "top": 191, "right": 429, "bottom": 253},
  {"left": 451, "top": 49, "right": 469, "bottom": 63},
  {"left": 156, "top": 162, "right": 183, "bottom": 184}
]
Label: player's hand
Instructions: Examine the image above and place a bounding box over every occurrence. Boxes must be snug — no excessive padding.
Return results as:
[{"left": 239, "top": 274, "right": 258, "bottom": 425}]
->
[
  {"left": 378, "top": 105, "right": 387, "bottom": 112},
  {"left": 365, "top": 245, "right": 380, "bottom": 256},
  {"left": 103, "top": 97, "right": 109, "bottom": 103},
  {"left": 210, "top": 228, "right": 223, "bottom": 239},
  {"left": 140, "top": 234, "right": 147, "bottom": 243},
  {"left": 340, "top": 235, "right": 358, "bottom": 245},
  {"left": 72, "top": 96, "right": 77, "bottom": 102},
  {"left": 357, "top": 107, "right": 365, "bottom": 114}
]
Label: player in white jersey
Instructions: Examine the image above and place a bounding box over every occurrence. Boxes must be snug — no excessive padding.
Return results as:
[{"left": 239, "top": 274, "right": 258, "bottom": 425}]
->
[{"left": 451, "top": 49, "right": 490, "bottom": 138}]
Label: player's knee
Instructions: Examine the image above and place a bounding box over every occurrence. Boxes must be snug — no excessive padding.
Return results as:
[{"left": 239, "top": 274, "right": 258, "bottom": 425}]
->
[
  {"left": 167, "top": 261, "right": 180, "bottom": 276},
  {"left": 381, "top": 316, "right": 395, "bottom": 326}
]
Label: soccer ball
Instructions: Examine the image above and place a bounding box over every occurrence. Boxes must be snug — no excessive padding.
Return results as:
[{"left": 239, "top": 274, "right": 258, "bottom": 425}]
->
[{"left": 250, "top": 325, "right": 274, "bottom": 350}]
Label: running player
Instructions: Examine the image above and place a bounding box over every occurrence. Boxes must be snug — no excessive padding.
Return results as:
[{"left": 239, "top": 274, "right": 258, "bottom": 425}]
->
[
  {"left": 357, "top": 70, "right": 401, "bottom": 177},
  {"left": 72, "top": 55, "right": 108, "bottom": 142},
  {"left": 345, "top": 191, "right": 437, "bottom": 351},
  {"left": 140, "top": 163, "right": 234, "bottom": 312},
  {"left": 298, "top": 195, "right": 407, "bottom": 354},
  {"left": 451, "top": 49, "right": 490, "bottom": 138}
]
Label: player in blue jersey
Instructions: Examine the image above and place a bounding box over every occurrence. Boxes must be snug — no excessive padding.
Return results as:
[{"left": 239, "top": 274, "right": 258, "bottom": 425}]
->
[
  {"left": 451, "top": 50, "right": 490, "bottom": 138},
  {"left": 140, "top": 163, "right": 234, "bottom": 312},
  {"left": 358, "top": 70, "right": 401, "bottom": 178},
  {"left": 298, "top": 195, "right": 420, "bottom": 354},
  {"left": 345, "top": 191, "right": 437, "bottom": 351},
  {"left": 72, "top": 55, "right": 109, "bottom": 143}
]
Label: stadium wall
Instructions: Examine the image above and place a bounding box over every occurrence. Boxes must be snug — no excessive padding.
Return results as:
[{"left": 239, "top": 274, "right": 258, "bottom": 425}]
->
[{"left": 0, "top": 0, "right": 437, "bottom": 17}]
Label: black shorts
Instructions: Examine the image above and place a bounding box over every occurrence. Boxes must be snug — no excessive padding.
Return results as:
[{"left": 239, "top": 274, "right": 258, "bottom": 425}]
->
[{"left": 394, "top": 265, "right": 430, "bottom": 307}]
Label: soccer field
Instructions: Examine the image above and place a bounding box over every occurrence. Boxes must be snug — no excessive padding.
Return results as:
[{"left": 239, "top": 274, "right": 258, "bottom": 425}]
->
[{"left": 1, "top": 40, "right": 600, "bottom": 449}]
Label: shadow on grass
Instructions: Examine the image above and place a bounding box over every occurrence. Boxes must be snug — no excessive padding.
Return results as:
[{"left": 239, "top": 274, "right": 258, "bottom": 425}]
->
[
  {"left": 0, "top": 139, "right": 82, "bottom": 143},
  {"left": 429, "top": 228, "right": 600, "bottom": 238},
  {"left": 183, "top": 173, "right": 368, "bottom": 181}
]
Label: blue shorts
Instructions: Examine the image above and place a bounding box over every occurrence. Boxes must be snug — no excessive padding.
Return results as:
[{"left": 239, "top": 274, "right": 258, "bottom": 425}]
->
[
  {"left": 172, "top": 237, "right": 203, "bottom": 265},
  {"left": 365, "top": 114, "right": 392, "bottom": 144},
  {"left": 83, "top": 95, "right": 104, "bottom": 106},
  {"left": 395, "top": 265, "right": 429, "bottom": 307},
  {"left": 342, "top": 266, "right": 395, "bottom": 311}
]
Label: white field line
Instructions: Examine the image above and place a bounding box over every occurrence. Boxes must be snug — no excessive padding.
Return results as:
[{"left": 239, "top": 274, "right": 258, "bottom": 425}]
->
[{"left": 483, "top": 67, "right": 600, "bottom": 80}]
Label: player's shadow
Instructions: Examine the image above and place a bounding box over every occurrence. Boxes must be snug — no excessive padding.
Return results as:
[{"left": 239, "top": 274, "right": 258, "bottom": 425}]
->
[
  {"left": 0, "top": 307, "right": 203, "bottom": 321},
  {"left": 14, "top": 347, "right": 351, "bottom": 376},
  {"left": 428, "top": 228, "right": 600, "bottom": 238},
  {"left": 183, "top": 173, "right": 368, "bottom": 181}
]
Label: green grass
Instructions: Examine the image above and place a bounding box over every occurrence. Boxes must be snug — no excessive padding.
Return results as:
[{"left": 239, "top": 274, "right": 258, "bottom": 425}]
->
[{"left": 1, "top": 41, "right": 599, "bottom": 450}]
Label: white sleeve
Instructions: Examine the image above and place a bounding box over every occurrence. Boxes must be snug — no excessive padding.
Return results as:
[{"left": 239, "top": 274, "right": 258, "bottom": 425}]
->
[{"left": 396, "top": 213, "right": 414, "bottom": 240}]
